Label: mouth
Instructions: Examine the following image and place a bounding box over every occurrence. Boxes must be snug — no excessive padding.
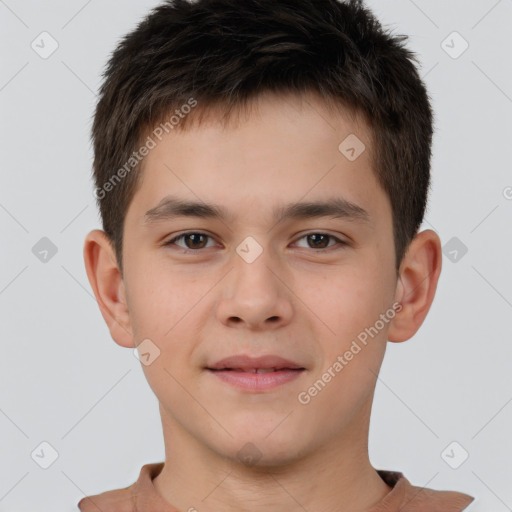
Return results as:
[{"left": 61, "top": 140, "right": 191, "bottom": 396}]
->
[
  {"left": 206, "top": 354, "right": 306, "bottom": 372},
  {"left": 207, "top": 367, "right": 305, "bottom": 373},
  {"left": 205, "top": 354, "right": 306, "bottom": 391}
]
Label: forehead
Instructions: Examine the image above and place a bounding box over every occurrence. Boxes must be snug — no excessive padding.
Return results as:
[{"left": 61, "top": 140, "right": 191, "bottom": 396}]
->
[{"left": 126, "top": 91, "right": 389, "bottom": 231}]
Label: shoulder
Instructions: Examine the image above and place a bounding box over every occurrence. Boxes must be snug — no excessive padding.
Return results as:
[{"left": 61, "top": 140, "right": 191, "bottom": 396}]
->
[
  {"left": 77, "top": 484, "right": 135, "bottom": 512},
  {"left": 461, "top": 497, "right": 484, "bottom": 511},
  {"left": 76, "top": 462, "right": 166, "bottom": 512},
  {"left": 376, "top": 470, "right": 475, "bottom": 512}
]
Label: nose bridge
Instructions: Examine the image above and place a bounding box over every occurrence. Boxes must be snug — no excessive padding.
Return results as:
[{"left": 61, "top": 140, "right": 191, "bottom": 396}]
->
[
  {"left": 232, "top": 234, "right": 279, "bottom": 300},
  {"left": 216, "top": 235, "right": 293, "bottom": 329}
]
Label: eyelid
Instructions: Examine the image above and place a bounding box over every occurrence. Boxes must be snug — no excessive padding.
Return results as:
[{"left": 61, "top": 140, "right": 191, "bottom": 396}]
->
[
  {"left": 164, "top": 230, "right": 349, "bottom": 252},
  {"left": 293, "top": 232, "right": 347, "bottom": 249},
  {"left": 165, "top": 231, "right": 219, "bottom": 251}
]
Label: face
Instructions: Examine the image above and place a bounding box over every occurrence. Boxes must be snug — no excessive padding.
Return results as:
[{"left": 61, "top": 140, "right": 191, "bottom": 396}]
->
[{"left": 120, "top": 92, "right": 400, "bottom": 465}]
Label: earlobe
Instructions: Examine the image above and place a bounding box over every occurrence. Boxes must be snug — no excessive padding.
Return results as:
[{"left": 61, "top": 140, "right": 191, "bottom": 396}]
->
[
  {"left": 83, "top": 229, "right": 135, "bottom": 348},
  {"left": 387, "top": 229, "right": 443, "bottom": 343}
]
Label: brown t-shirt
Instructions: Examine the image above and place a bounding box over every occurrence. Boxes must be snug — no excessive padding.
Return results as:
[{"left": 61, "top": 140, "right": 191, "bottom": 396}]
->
[{"left": 77, "top": 462, "right": 475, "bottom": 512}]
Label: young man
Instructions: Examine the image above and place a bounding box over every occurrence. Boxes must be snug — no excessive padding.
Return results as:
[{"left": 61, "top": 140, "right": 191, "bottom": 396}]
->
[{"left": 79, "top": 0, "right": 475, "bottom": 510}]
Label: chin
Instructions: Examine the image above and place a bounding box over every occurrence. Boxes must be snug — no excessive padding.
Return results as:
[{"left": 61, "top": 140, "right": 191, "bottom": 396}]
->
[{"left": 213, "top": 431, "right": 309, "bottom": 469}]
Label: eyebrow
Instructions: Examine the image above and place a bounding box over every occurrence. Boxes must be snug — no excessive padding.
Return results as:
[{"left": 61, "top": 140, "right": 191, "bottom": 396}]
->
[{"left": 144, "top": 194, "right": 371, "bottom": 226}]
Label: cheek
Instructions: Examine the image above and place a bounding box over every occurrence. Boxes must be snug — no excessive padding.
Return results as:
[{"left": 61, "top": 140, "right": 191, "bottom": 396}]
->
[
  {"left": 127, "top": 263, "right": 199, "bottom": 337},
  {"left": 128, "top": 270, "right": 204, "bottom": 393},
  {"left": 298, "top": 269, "right": 390, "bottom": 424},
  {"left": 126, "top": 265, "right": 210, "bottom": 378},
  {"left": 297, "top": 263, "right": 386, "bottom": 341}
]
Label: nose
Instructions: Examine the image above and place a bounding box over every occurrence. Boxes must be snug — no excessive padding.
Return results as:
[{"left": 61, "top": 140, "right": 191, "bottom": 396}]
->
[{"left": 215, "top": 243, "right": 294, "bottom": 331}]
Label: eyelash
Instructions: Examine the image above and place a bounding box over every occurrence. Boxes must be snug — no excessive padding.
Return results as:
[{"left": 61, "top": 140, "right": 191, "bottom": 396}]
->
[{"left": 163, "top": 232, "right": 348, "bottom": 253}]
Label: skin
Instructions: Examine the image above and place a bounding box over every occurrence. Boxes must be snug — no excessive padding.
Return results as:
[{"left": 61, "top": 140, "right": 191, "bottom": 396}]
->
[{"left": 84, "top": 91, "right": 442, "bottom": 512}]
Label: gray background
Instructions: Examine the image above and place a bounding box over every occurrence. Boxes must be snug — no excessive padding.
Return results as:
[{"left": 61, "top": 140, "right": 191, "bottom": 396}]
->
[{"left": 1, "top": 0, "right": 511, "bottom": 510}]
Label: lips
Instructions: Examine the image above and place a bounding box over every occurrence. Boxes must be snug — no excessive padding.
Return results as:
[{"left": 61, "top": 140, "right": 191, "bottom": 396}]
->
[
  {"left": 206, "top": 354, "right": 305, "bottom": 372},
  {"left": 206, "top": 354, "right": 306, "bottom": 391}
]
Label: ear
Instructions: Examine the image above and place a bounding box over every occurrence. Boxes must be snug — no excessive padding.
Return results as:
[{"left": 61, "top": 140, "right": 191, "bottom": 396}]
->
[
  {"left": 83, "top": 229, "right": 135, "bottom": 348},
  {"left": 387, "top": 229, "right": 443, "bottom": 343}
]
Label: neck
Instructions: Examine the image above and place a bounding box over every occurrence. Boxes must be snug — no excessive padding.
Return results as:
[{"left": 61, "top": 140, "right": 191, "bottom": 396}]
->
[{"left": 153, "top": 400, "right": 392, "bottom": 512}]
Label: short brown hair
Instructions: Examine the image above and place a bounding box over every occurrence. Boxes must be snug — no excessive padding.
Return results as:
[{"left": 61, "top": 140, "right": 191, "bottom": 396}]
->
[{"left": 91, "top": 0, "right": 434, "bottom": 276}]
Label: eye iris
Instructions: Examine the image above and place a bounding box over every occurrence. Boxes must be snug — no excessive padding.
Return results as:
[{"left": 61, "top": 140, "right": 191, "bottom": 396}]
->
[
  {"left": 185, "top": 233, "right": 207, "bottom": 249},
  {"left": 308, "top": 234, "right": 329, "bottom": 249}
]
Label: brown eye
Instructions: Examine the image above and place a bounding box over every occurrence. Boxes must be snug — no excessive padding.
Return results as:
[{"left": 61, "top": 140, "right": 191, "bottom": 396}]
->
[
  {"left": 183, "top": 233, "right": 208, "bottom": 249},
  {"left": 294, "top": 233, "right": 346, "bottom": 250},
  {"left": 165, "top": 232, "right": 214, "bottom": 251},
  {"left": 307, "top": 234, "right": 330, "bottom": 248}
]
